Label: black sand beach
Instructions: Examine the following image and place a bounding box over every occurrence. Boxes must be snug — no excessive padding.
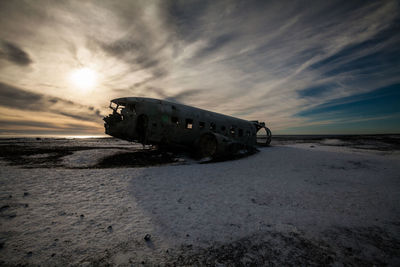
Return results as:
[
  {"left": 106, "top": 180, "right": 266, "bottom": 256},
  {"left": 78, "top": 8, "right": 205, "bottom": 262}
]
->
[{"left": 0, "top": 135, "right": 399, "bottom": 265}]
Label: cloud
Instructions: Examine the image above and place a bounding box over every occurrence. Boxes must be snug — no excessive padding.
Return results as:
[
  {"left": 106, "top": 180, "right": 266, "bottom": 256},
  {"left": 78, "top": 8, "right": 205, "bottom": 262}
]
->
[
  {"left": 0, "top": 82, "right": 103, "bottom": 121},
  {"left": 0, "top": 123, "right": 102, "bottom": 136},
  {"left": 97, "top": 34, "right": 170, "bottom": 91},
  {"left": 166, "top": 88, "right": 207, "bottom": 103},
  {"left": 0, "top": 40, "right": 32, "bottom": 66},
  {"left": 164, "top": 0, "right": 212, "bottom": 42},
  {"left": 100, "top": 39, "right": 160, "bottom": 70},
  {"left": 0, "top": 82, "right": 43, "bottom": 110},
  {"left": 297, "top": 83, "right": 400, "bottom": 118},
  {"left": 0, "top": 0, "right": 399, "bottom": 134},
  {"left": 0, "top": 119, "right": 56, "bottom": 129},
  {"left": 298, "top": 83, "right": 338, "bottom": 98},
  {"left": 192, "top": 33, "right": 237, "bottom": 60}
]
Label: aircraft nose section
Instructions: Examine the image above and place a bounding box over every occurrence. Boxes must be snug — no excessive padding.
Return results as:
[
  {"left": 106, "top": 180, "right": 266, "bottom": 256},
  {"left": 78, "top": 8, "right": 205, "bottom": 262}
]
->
[
  {"left": 103, "top": 112, "right": 122, "bottom": 136},
  {"left": 103, "top": 111, "right": 139, "bottom": 141}
]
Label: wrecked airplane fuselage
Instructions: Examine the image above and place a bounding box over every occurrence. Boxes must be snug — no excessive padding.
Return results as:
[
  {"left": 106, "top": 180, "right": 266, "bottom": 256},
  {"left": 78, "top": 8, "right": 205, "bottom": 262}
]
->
[{"left": 103, "top": 97, "right": 271, "bottom": 158}]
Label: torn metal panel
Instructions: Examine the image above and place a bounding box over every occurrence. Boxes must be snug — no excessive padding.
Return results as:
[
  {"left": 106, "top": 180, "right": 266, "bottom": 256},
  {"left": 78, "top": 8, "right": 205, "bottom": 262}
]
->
[{"left": 103, "top": 97, "right": 271, "bottom": 158}]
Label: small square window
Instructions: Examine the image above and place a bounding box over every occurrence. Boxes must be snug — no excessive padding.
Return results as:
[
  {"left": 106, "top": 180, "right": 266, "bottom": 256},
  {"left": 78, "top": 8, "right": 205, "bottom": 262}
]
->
[
  {"left": 199, "top": 121, "right": 205, "bottom": 129},
  {"left": 185, "top": 119, "right": 193, "bottom": 129},
  {"left": 238, "top": 129, "right": 243, "bottom": 137},
  {"left": 171, "top": 116, "right": 179, "bottom": 126},
  {"left": 210, "top": 122, "right": 216, "bottom": 131},
  {"left": 230, "top": 126, "right": 236, "bottom": 136}
]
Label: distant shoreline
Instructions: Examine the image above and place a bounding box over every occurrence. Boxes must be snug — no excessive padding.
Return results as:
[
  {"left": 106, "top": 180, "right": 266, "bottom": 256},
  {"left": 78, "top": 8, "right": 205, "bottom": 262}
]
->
[{"left": 0, "top": 133, "right": 399, "bottom": 139}]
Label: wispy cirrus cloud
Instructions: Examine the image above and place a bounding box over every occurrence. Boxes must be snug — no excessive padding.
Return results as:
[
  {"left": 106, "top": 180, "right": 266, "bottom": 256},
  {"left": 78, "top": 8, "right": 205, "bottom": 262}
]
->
[{"left": 0, "top": 0, "right": 399, "bottom": 135}]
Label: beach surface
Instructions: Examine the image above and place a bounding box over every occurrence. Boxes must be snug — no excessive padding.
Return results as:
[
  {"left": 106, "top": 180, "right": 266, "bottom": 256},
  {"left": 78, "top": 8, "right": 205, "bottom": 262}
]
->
[{"left": 0, "top": 136, "right": 399, "bottom": 265}]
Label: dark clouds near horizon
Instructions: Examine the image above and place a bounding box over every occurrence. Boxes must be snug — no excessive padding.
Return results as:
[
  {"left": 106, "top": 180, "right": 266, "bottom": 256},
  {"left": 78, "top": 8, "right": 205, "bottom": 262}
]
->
[{"left": 0, "top": 82, "right": 102, "bottom": 121}]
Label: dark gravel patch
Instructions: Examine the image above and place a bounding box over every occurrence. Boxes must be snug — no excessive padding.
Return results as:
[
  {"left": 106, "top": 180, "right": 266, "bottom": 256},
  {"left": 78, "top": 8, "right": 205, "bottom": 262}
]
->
[
  {"left": 80, "top": 225, "right": 400, "bottom": 266},
  {"left": 95, "top": 150, "right": 179, "bottom": 168},
  {"left": 0, "top": 144, "right": 125, "bottom": 168},
  {"left": 165, "top": 226, "right": 400, "bottom": 266}
]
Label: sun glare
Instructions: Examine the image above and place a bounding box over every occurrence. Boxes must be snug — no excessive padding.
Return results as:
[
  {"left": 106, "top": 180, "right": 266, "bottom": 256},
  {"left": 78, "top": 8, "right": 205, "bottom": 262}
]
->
[{"left": 70, "top": 67, "right": 97, "bottom": 90}]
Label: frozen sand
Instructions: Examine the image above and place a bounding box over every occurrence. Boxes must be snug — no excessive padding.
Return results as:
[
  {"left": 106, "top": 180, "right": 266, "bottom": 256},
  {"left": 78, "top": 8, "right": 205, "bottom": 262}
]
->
[{"left": 0, "top": 140, "right": 400, "bottom": 265}]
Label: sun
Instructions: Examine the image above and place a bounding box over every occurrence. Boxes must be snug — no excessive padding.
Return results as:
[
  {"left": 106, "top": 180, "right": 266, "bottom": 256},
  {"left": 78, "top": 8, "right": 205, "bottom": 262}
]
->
[{"left": 70, "top": 67, "right": 97, "bottom": 90}]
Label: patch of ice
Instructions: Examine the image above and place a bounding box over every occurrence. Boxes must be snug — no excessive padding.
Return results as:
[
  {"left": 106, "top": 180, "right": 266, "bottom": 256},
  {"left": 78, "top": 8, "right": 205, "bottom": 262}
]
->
[
  {"left": 320, "top": 139, "right": 347, "bottom": 145},
  {"left": 61, "top": 149, "right": 127, "bottom": 167},
  {"left": 282, "top": 142, "right": 400, "bottom": 159}
]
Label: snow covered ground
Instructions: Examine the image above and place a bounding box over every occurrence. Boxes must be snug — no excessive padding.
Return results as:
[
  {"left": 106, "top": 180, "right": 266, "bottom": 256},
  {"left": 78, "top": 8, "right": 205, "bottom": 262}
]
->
[{"left": 0, "top": 137, "right": 399, "bottom": 265}]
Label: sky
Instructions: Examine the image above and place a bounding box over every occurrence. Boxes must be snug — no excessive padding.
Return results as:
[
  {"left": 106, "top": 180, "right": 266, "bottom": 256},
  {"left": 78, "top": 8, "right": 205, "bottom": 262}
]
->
[{"left": 0, "top": 0, "right": 399, "bottom": 136}]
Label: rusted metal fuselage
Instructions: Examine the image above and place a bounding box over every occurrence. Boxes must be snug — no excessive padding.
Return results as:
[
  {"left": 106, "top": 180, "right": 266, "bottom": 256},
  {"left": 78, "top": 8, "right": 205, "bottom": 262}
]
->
[{"left": 103, "top": 97, "right": 271, "bottom": 158}]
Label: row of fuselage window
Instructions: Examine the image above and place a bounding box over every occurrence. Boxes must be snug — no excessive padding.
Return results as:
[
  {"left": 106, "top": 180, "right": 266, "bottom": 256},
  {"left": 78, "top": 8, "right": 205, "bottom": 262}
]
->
[{"left": 169, "top": 116, "right": 253, "bottom": 138}]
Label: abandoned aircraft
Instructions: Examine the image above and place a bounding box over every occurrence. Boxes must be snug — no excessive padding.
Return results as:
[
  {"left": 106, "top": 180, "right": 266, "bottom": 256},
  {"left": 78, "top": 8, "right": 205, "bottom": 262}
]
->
[{"left": 103, "top": 97, "right": 272, "bottom": 159}]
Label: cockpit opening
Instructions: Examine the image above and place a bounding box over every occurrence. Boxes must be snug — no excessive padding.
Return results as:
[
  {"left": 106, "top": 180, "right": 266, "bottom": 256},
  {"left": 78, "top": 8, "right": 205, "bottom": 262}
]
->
[
  {"left": 109, "top": 101, "right": 136, "bottom": 117},
  {"left": 110, "top": 101, "right": 118, "bottom": 111}
]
